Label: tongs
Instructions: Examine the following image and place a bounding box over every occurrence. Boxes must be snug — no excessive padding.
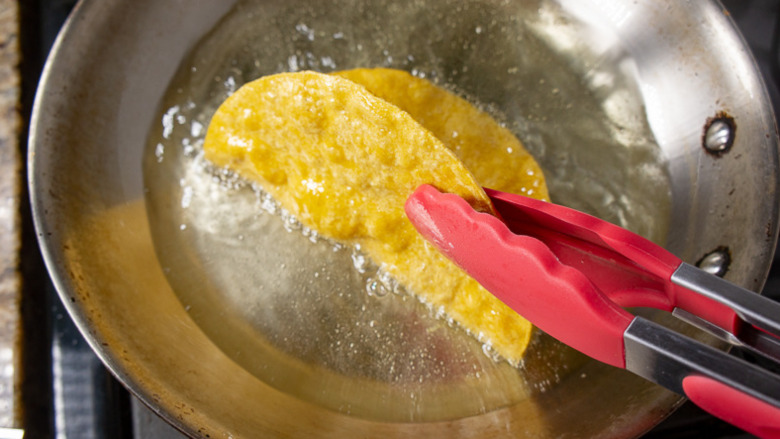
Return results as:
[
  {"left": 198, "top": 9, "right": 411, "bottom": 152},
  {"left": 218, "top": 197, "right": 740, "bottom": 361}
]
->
[{"left": 405, "top": 184, "right": 780, "bottom": 439}]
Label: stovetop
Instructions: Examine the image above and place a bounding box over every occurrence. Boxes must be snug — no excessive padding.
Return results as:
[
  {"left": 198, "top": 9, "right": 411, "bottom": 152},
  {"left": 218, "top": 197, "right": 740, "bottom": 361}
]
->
[{"left": 17, "top": 0, "right": 780, "bottom": 438}]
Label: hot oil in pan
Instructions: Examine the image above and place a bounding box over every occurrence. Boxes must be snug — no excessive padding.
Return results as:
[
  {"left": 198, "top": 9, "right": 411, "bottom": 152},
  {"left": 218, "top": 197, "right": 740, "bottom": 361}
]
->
[{"left": 143, "top": 0, "right": 671, "bottom": 422}]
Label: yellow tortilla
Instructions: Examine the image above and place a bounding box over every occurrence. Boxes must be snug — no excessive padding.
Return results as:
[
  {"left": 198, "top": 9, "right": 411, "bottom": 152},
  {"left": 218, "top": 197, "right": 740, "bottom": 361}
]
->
[
  {"left": 335, "top": 68, "right": 549, "bottom": 201},
  {"left": 204, "top": 70, "right": 540, "bottom": 364}
]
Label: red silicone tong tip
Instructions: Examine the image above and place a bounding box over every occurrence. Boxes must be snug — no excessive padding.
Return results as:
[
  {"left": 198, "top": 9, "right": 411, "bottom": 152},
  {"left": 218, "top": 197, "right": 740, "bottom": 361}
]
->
[{"left": 405, "top": 185, "right": 633, "bottom": 368}]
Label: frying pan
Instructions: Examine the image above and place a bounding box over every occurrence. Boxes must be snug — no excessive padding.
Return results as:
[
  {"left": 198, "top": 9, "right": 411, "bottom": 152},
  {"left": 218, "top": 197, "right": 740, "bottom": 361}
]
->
[{"left": 29, "top": 0, "right": 779, "bottom": 437}]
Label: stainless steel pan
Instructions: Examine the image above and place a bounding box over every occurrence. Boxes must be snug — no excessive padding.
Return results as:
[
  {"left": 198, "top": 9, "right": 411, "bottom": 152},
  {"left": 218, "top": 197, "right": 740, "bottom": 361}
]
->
[{"left": 29, "top": 0, "right": 779, "bottom": 437}]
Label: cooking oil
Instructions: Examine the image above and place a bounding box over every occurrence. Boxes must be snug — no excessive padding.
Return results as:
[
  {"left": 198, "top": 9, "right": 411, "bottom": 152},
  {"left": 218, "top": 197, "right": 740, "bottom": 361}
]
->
[{"left": 143, "top": 0, "right": 670, "bottom": 422}]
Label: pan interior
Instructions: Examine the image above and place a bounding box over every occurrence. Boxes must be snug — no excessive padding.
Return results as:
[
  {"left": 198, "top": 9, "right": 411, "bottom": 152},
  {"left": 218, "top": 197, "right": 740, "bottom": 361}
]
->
[{"left": 142, "top": 0, "right": 670, "bottom": 422}]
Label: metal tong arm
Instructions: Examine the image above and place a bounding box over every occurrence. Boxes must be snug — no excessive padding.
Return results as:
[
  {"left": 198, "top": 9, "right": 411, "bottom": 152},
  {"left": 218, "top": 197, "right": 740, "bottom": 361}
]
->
[
  {"left": 672, "top": 263, "right": 780, "bottom": 361},
  {"left": 624, "top": 317, "right": 780, "bottom": 439}
]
